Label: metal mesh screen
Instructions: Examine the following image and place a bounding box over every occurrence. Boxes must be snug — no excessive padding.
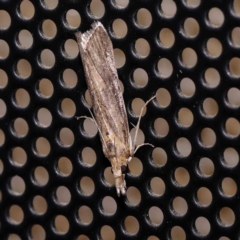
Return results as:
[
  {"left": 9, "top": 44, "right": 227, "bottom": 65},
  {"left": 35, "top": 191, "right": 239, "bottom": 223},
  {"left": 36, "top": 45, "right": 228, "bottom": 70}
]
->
[{"left": 1, "top": 0, "right": 240, "bottom": 239}]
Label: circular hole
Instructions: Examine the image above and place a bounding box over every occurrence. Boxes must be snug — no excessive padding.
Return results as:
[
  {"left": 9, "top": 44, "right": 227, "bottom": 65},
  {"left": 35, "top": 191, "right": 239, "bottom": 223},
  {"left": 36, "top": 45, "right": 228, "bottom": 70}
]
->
[
  {"left": 37, "top": 108, "right": 52, "bottom": 127},
  {"left": 30, "top": 224, "right": 46, "bottom": 240},
  {"left": 154, "top": 118, "right": 169, "bottom": 137},
  {"left": 157, "top": 58, "right": 173, "bottom": 78},
  {"left": 208, "top": 7, "right": 224, "bottom": 28},
  {"left": 159, "top": 28, "right": 175, "bottom": 48},
  {"left": 204, "top": 68, "right": 220, "bottom": 88},
  {"left": 150, "top": 177, "right": 165, "bottom": 196},
  {"left": 35, "top": 137, "right": 51, "bottom": 156},
  {"left": 197, "top": 187, "right": 212, "bottom": 206},
  {"left": 43, "top": 0, "right": 58, "bottom": 9},
  {"left": 156, "top": 88, "right": 171, "bottom": 107},
  {"left": 40, "top": 49, "right": 55, "bottom": 68},
  {"left": 148, "top": 236, "right": 159, "bottom": 240},
  {"left": 132, "top": 68, "right": 148, "bottom": 88},
  {"left": 199, "top": 157, "right": 214, "bottom": 177},
  {"left": 131, "top": 98, "right": 147, "bottom": 117},
  {"left": 103, "top": 167, "right": 115, "bottom": 186},
  {"left": 195, "top": 216, "right": 210, "bottom": 236},
  {"left": 177, "top": 108, "right": 194, "bottom": 127},
  {"left": 219, "top": 237, "right": 230, "bottom": 240},
  {"left": 81, "top": 147, "right": 96, "bottom": 166},
  {"left": 102, "top": 196, "right": 117, "bottom": 215},
  {"left": 57, "top": 157, "right": 73, "bottom": 176},
  {"left": 115, "top": 0, "right": 129, "bottom": 8},
  {"left": 202, "top": 98, "right": 219, "bottom": 117},
  {"left": 64, "top": 39, "right": 79, "bottom": 58},
  {"left": 7, "top": 234, "right": 21, "bottom": 240},
  {"left": 61, "top": 98, "right": 76, "bottom": 117},
  {"left": 9, "top": 176, "right": 25, "bottom": 196},
  {"left": 16, "top": 59, "right": 32, "bottom": 79},
  {"left": 136, "top": 8, "right": 152, "bottom": 28},
  {"left": 181, "top": 48, "right": 197, "bottom": 68},
  {"left": 0, "top": 129, "right": 5, "bottom": 147},
  {"left": 130, "top": 128, "right": 145, "bottom": 146},
  {"left": 8, "top": 205, "right": 24, "bottom": 225},
  {"left": 225, "top": 118, "right": 240, "bottom": 137},
  {"left": 174, "top": 167, "right": 190, "bottom": 186},
  {"left": 54, "top": 215, "right": 69, "bottom": 234},
  {"left": 0, "top": 10, "right": 11, "bottom": 29},
  {"left": 221, "top": 177, "right": 237, "bottom": 197},
  {"left": 66, "top": 9, "right": 81, "bottom": 29},
  {"left": 206, "top": 38, "right": 222, "bottom": 58},
  {"left": 78, "top": 206, "right": 93, "bottom": 225},
  {"left": 185, "top": 0, "right": 201, "bottom": 7},
  {"left": 84, "top": 89, "right": 92, "bottom": 107},
  {"left": 152, "top": 147, "right": 167, "bottom": 167},
  {"left": 0, "top": 99, "right": 6, "bottom": 118},
  {"left": 100, "top": 225, "right": 115, "bottom": 240},
  {"left": 59, "top": 128, "right": 74, "bottom": 147},
  {"left": 0, "top": 69, "right": 8, "bottom": 88},
  {"left": 89, "top": 0, "right": 105, "bottom": 19},
  {"left": 219, "top": 207, "right": 235, "bottom": 226},
  {"left": 148, "top": 206, "right": 163, "bottom": 226},
  {"left": 200, "top": 128, "right": 216, "bottom": 147},
  {"left": 83, "top": 118, "right": 98, "bottom": 137},
  {"left": 34, "top": 166, "right": 49, "bottom": 186},
  {"left": 0, "top": 39, "right": 9, "bottom": 59},
  {"left": 124, "top": 216, "right": 139, "bottom": 235},
  {"left": 112, "top": 18, "right": 127, "bottom": 38},
  {"left": 172, "top": 197, "right": 188, "bottom": 216},
  {"left": 38, "top": 78, "right": 54, "bottom": 98},
  {"left": 17, "top": 29, "right": 33, "bottom": 49},
  {"left": 233, "top": 0, "right": 240, "bottom": 15},
  {"left": 223, "top": 148, "right": 239, "bottom": 168},
  {"left": 20, "top": 0, "right": 35, "bottom": 19},
  {"left": 183, "top": 18, "right": 199, "bottom": 37},
  {"left": 126, "top": 186, "right": 141, "bottom": 206},
  {"left": 176, "top": 137, "right": 192, "bottom": 157},
  {"left": 231, "top": 27, "right": 240, "bottom": 47},
  {"left": 229, "top": 57, "right": 240, "bottom": 77},
  {"left": 171, "top": 226, "right": 186, "bottom": 240},
  {"left": 80, "top": 176, "right": 95, "bottom": 196},
  {"left": 128, "top": 157, "right": 143, "bottom": 176},
  {"left": 11, "top": 147, "right": 27, "bottom": 166},
  {"left": 56, "top": 186, "right": 71, "bottom": 205},
  {"left": 114, "top": 48, "right": 126, "bottom": 68},
  {"left": 179, "top": 77, "right": 195, "bottom": 97},
  {"left": 77, "top": 235, "right": 90, "bottom": 240},
  {"left": 62, "top": 68, "right": 77, "bottom": 88},
  {"left": 13, "top": 118, "right": 29, "bottom": 137},
  {"left": 227, "top": 87, "right": 240, "bottom": 107},
  {"left": 14, "top": 88, "right": 30, "bottom": 108},
  {"left": 32, "top": 195, "right": 47, "bottom": 215},
  {"left": 42, "top": 19, "right": 57, "bottom": 39},
  {"left": 160, "top": 0, "right": 177, "bottom": 18}
]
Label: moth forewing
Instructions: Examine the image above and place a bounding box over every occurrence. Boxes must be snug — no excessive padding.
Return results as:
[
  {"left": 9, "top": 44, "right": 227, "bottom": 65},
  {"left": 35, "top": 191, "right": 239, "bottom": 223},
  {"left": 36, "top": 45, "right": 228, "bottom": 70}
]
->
[{"left": 75, "top": 22, "right": 133, "bottom": 196}]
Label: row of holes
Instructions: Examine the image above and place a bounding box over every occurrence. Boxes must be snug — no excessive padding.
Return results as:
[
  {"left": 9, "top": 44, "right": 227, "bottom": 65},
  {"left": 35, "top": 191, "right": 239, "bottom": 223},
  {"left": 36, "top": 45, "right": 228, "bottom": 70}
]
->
[
  {"left": 3, "top": 203, "right": 236, "bottom": 237},
  {"left": 0, "top": 145, "right": 238, "bottom": 173},
  {"left": 0, "top": 38, "right": 240, "bottom": 75},
  {"left": 1, "top": 0, "right": 239, "bottom": 26},
  {"left": 3, "top": 169, "right": 238, "bottom": 201}
]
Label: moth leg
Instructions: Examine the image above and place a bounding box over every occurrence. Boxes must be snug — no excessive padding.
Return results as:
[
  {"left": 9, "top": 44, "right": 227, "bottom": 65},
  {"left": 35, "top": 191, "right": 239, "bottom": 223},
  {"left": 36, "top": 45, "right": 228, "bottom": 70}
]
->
[
  {"left": 132, "top": 95, "right": 156, "bottom": 153},
  {"left": 133, "top": 143, "right": 154, "bottom": 155}
]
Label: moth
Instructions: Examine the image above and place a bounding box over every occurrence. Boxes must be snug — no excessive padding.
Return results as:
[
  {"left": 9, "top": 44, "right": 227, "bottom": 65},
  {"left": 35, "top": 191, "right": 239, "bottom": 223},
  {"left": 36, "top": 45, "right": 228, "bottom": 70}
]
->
[{"left": 75, "top": 22, "right": 155, "bottom": 196}]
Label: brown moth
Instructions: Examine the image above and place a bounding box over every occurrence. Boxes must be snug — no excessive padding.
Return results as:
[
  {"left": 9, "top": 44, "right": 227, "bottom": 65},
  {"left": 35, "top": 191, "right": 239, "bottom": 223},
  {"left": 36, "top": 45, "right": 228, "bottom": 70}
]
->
[{"left": 75, "top": 22, "right": 155, "bottom": 196}]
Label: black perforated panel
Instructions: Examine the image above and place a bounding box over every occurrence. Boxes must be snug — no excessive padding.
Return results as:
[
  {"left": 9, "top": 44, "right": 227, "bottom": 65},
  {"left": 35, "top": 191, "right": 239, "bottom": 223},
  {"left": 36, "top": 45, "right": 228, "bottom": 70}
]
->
[{"left": 1, "top": 0, "right": 240, "bottom": 240}]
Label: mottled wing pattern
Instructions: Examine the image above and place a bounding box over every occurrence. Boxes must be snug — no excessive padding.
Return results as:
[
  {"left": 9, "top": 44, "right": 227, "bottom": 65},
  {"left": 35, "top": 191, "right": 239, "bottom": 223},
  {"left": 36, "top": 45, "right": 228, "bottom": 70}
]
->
[{"left": 75, "top": 22, "right": 132, "bottom": 158}]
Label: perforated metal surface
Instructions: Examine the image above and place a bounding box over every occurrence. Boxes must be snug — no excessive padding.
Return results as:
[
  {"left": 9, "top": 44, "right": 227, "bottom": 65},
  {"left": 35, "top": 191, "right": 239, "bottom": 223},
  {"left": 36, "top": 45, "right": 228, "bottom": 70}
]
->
[{"left": 0, "top": 0, "right": 240, "bottom": 239}]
